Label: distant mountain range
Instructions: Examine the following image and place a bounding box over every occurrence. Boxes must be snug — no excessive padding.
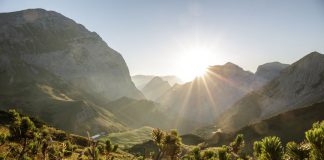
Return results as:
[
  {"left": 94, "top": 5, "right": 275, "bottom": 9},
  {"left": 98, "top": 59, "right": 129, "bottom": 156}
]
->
[
  {"left": 0, "top": 8, "right": 323, "bottom": 147},
  {"left": 141, "top": 77, "right": 172, "bottom": 101},
  {"left": 157, "top": 61, "right": 289, "bottom": 132},
  {"left": 131, "top": 75, "right": 183, "bottom": 89}
]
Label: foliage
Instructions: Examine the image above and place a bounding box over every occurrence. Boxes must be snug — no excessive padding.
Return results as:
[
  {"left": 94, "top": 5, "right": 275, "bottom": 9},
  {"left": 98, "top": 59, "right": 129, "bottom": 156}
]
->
[
  {"left": 0, "top": 133, "right": 6, "bottom": 146},
  {"left": 1, "top": 109, "right": 324, "bottom": 160},
  {"left": 152, "top": 129, "right": 182, "bottom": 160},
  {"left": 285, "top": 141, "right": 310, "bottom": 160},
  {"left": 229, "top": 134, "right": 245, "bottom": 155},
  {"left": 258, "top": 136, "right": 283, "bottom": 160},
  {"left": 253, "top": 141, "right": 262, "bottom": 158},
  {"left": 217, "top": 148, "right": 230, "bottom": 160},
  {"left": 305, "top": 121, "right": 324, "bottom": 160}
]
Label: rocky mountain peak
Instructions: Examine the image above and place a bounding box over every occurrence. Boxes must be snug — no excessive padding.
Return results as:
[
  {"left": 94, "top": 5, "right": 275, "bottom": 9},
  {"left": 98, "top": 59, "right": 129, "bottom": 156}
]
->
[
  {"left": 215, "top": 52, "right": 324, "bottom": 133},
  {"left": 141, "top": 76, "right": 171, "bottom": 101},
  {"left": 206, "top": 62, "right": 254, "bottom": 85},
  {"left": 0, "top": 9, "right": 144, "bottom": 101},
  {"left": 224, "top": 62, "right": 242, "bottom": 69},
  {"left": 293, "top": 51, "right": 324, "bottom": 65},
  {"left": 255, "top": 62, "right": 289, "bottom": 80},
  {"left": 149, "top": 76, "right": 168, "bottom": 84},
  {"left": 208, "top": 62, "right": 243, "bottom": 72}
]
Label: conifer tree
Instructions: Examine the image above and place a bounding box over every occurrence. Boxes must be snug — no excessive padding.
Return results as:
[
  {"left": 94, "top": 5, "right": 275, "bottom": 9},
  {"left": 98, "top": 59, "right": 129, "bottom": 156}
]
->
[
  {"left": 305, "top": 121, "right": 324, "bottom": 160},
  {"left": 260, "top": 136, "right": 283, "bottom": 160}
]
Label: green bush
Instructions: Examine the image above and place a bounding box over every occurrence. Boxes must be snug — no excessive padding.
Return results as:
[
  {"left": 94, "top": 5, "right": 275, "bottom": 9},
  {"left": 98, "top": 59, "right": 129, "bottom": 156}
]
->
[
  {"left": 306, "top": 121, "right": 324, "bottom": 160},
  {"left": 285, "top": 141, "right": 310, "bottom": 159},
  {"left": 0, "top": 133, "right": 6, "bottom": 146},
  {"left": 252, "top": 137, "right": 285, "bottom": 160}
]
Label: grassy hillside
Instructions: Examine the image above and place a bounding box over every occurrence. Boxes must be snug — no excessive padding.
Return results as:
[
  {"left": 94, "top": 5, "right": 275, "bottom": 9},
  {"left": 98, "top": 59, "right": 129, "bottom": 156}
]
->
[
  {"left": 0, "top": 110, "right": 135, "bottom": 159},
  {"left": 1, "top": 109, "right": 324, "bottom": 160},
  {"left": 100, "top": 126, "right": 205, "bottom": 150},
  {"left": 100, "top": 126, "right": 154, "bottom": 149}
]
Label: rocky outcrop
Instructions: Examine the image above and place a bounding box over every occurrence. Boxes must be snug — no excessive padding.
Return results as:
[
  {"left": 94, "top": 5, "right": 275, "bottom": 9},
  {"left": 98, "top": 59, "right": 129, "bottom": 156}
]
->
[
  {"left": 215, "top": 52, "right": 324, "bottom": 132},
  {"left": 0, "top": 9, "right": 143, "bottom": 102},
  {"left": 252, "top": 62, "right": 289, "bottom": 89}
]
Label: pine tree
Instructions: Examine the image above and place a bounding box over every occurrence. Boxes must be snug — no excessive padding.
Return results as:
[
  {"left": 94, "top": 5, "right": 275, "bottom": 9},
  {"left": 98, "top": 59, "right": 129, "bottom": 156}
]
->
[
  {"left": 305, "top": 121, "right": 324, "bottom": 160},
  {"left": 229, "top": 134, "right": 245, "bottom": 155},
  {"left": 14, "top": 116, "right": 37, "bottom": 159},
  {"left": 218, "top": 147, "right": 230, "bottom": 160},
  {"left": 253, "top": 141, "right": 262, "bottom": 158},
  {"left": 0, "top": 133, "right": 6, "bottom": 146},
  {"left": 152, "top": 129, "right": 182, "bottom": 160},
  {"left": 285, "top": 141, "right": 310, "bottom": 160},
  {"left": 260, "top": 136, "right": 283, "bottom": 160},
  {"left": 152, "top": 128, "right": 165, "bottom": 160}
]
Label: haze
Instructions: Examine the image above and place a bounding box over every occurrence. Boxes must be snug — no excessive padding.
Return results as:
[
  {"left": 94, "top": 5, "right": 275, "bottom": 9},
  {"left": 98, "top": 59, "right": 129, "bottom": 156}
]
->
[{"left": 1, "top": 0, "right": 324, "bottom": 81}]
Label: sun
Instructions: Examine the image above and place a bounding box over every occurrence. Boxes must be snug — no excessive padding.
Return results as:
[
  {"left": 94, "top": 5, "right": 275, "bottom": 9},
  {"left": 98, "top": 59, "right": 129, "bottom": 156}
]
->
[{"left": 177, "top": 46, "right": 213, "bottom": 82}]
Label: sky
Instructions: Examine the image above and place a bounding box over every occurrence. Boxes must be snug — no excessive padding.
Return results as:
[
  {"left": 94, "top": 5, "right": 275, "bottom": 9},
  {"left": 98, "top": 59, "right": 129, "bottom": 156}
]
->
[{"left": 1, "top": 0, "right": 324, "bottom": 81}]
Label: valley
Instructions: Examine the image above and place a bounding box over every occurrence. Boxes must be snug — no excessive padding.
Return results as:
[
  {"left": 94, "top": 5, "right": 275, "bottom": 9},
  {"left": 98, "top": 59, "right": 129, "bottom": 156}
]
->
[{"left": 0, "top": 7, "right": 323, "bottom": 160}]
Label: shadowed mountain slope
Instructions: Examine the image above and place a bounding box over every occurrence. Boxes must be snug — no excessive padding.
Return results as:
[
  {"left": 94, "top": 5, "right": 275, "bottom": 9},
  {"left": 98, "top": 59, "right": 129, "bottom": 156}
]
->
[
  {"left": 0, "top": 8, "right": 148, "bottom": 135},
  {"left": 200, "top": 101, "right": 324, "bottom": 153},
  {"left": 104, "top": 97, "right": 170, "bottom": 129},
  {"left": 0, "top": 9, "right": 143, "bottom": 102},
  {"left": 215, "top": 52, "right": 324, "bottom": 133}
]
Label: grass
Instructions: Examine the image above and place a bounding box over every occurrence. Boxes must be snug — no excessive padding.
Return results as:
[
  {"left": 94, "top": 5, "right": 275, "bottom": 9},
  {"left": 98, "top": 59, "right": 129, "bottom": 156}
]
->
[
  {"left": 0, "top": 110, "right": 136, "bottom": 160},
  {"left": 100, "top": 126, "right": 154, "bottom": 149}
]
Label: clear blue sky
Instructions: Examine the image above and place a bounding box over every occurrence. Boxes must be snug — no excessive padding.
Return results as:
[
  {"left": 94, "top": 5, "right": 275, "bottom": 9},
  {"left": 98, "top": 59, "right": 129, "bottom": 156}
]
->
[{"left": 1, "top": 0, "right": 324, "bottom": 80}]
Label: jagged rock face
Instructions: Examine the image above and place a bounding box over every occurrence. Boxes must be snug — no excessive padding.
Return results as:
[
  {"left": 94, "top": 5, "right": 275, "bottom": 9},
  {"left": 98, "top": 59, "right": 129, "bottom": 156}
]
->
[
  {"left": 252, "top": 62, "right": 289, "bottom": 89},
  {"left": 216, "top": 52, "right": 324, "bottom": 132},
  {"left": 157, "top": 62, "right": 255, "bottom": 133},
  {"left": 141, "top": 77, "right": 172, "bottom": 101},
  {"left": 0, "top": 9, "right": 143, "bottom": 102}
]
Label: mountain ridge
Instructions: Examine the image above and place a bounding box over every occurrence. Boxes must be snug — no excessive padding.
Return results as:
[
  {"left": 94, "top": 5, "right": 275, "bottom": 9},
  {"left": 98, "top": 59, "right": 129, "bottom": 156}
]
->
[{"left": 215, "top": 51, "right": 324, "bottom": 133}]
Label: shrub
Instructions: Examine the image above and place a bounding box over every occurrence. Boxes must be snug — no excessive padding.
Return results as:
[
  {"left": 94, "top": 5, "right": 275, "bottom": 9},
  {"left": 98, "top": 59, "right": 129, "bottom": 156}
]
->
[
  {"left": 260, "top": 136, "right": 283, "bottom": 160},
  {"left": 285, "top": 141, "right": 310, "bottom": 159},
  {"left": 218, "top": 148, "right": 230, "bottom": 160},
  {"left": 230, "top": 134, "right": 245, "bottom": 154},
  {"left": 305, "top": 121, "right": 324, "bottom": 160},
  {"left": 202, "top": 150, "right": 215, "bottom": 159},
  {"left": 0, "top": 133, "right": 6, "bottom": 146}
]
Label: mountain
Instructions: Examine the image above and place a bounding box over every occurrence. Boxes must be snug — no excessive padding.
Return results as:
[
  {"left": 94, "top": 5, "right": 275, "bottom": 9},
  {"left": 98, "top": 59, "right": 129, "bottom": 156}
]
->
[
  {"left": 0, "top": 9, "right": 146, "bottom": 134},
  {"left": 141, "top": 76, "right": 172, "bottom": 101},
  {"left": 215, "top": 52, "right": 324, "bottom": 133},
  {"left": 131, "top": 75, "right": 182, "bottom": 89},
  {"left": 157, "top": 62, "right": 255, "bottom": 133},
  {"left": 104, "top": 97, "right": 170, "bottom": 129},
  {"left": 0, "top": 62, "right": 126, "bottom": 135},
  {"left": 252, "top": 62, "right": 289, "bottom": 89},
  {"left": 199, "top": 101, "right": 324, "bottom": 153},
  {"left": 0, "top": 9, "right": 143, "bottom": 102}
]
